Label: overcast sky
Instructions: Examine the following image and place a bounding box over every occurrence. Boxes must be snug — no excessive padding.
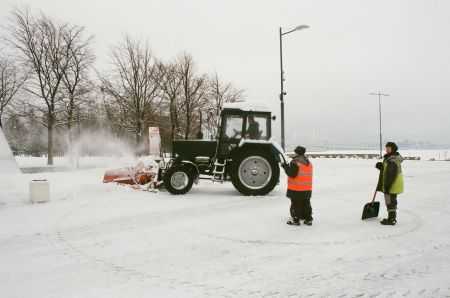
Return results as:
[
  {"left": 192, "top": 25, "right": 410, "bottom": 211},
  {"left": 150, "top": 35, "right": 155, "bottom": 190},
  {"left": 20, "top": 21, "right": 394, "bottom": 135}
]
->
[{"left": 1, "top": 0, "right": 449, "bottom": 148}]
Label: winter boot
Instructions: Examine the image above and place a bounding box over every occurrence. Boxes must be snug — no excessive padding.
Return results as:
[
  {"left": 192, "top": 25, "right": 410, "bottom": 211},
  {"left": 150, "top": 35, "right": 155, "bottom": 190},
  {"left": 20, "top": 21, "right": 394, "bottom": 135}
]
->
[
  {"left": 303, "top": 219, "right": 313, "bottom": 226},
  {"left": 287, "top": 218, "right": 300, "bottom": 226},
  {"left": 380, "top": 211, "right": 397, "bottom": 225}
]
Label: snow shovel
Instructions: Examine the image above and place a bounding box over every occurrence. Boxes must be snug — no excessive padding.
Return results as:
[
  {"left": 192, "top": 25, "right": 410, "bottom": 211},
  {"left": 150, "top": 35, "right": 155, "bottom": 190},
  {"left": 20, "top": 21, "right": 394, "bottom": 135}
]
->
[{"left": 361, "top": 189, "right": 380, "bottom": 220}]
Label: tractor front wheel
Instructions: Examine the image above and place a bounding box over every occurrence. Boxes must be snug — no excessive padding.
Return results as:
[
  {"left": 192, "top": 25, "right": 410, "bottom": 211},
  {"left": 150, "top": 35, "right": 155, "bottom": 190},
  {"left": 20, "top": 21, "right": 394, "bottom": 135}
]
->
[
  {"left": 163, "top": 165, "right": 195, "bottom": 195},
  {"left": 231, "top": 149, "right": 280, "bottom": 196}
]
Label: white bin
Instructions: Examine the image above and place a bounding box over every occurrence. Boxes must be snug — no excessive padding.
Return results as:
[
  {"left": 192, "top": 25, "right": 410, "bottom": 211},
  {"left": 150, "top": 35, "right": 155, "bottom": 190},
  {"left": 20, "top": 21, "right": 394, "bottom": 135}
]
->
[{"left": 30, "top": 179, "right": 50, "bottom": 203}]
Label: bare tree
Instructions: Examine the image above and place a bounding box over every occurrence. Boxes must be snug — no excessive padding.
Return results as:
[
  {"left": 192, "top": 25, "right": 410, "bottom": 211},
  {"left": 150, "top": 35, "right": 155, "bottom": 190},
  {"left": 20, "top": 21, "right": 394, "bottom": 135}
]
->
[
  {"left": 0, "top": 54, "right": 27, "bottom": 128},
  {"left": 100, "top": 36, "right": 162, "bottom": 148},
  {"left": 60, "top": 27, "right": 95, "bottom": 147},
  {"left": 158, "top": 61, "right": 183, "bottom": 140},
  {"left": 203, "top": 73, "right": 244, "bottom": 138},
  {"left": 177, "top": 53, "right": 207, "bottom": 139},
  {"left": 8, "top": 8, "right": 81, "bottom": 164}
]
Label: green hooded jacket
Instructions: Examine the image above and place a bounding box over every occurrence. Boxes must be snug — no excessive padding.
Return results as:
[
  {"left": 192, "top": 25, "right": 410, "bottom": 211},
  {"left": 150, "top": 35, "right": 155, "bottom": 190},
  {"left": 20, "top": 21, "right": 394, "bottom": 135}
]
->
[{"left": 377, "top": 153, "right": 404, "bottom": 194}]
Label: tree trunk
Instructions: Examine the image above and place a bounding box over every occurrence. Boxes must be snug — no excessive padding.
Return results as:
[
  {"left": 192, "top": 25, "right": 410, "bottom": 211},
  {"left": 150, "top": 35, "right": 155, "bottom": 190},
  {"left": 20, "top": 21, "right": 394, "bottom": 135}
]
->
[
  {"left": 136, "top": 119, "right": 142, "bottom": 153},
  {"left": 67, "top": 97, "right": 75, "bottom": 167},
  {"left": 67, "top": 96, "right": 74, "bottom": 146},
  {"left": 77, "top": 106, "right": 81, "bottom": 139},
  {"left": 185, "top": 108, "right": 191, "bottom": 140},
  {"left": 169, "top": 97, "right": 178, "bottom": 140},
  {"left": 47, "top": 113, "right": 54, "bottom": 165},
  {"left": 76, "top": 107, "right": 81, "bottom": 168},
  {"left": 136, "top": 132, "right": 140, "bottom": 147}
]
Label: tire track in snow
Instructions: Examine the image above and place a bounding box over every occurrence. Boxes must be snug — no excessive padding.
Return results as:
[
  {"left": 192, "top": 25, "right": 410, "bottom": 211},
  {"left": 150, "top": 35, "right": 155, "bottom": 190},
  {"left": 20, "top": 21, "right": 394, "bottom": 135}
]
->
[
  {"left": 46, "top": 196, "right": 285, "bottom": 297},
  {"left": 46, "top": 195, "right": 450, "bottom": 298},
  {"left": 49, "top": 198, "right": 371, "bottom": 297},
  {"left": 52, "top": 228, "right": 228, "bottom": 297},
  {"left": 200, "top": 209, "right": 423, "bottom": 247}
]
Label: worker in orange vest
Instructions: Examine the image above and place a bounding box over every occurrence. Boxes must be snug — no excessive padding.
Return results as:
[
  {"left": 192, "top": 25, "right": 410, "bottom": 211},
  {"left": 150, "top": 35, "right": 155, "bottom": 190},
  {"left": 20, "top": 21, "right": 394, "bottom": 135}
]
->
[{"left": 283, "top": 146, "right": 314, "bottom": 226}]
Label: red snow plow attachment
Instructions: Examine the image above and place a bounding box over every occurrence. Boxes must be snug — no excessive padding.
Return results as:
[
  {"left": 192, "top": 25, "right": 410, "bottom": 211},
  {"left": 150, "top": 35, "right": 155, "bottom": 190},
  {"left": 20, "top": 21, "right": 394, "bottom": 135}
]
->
[
  {"left": 103, "top": 168, "right": 154, "bottom": 185},
  {"left": 103, "top": 159, "right": 157, "bottom": 186}
]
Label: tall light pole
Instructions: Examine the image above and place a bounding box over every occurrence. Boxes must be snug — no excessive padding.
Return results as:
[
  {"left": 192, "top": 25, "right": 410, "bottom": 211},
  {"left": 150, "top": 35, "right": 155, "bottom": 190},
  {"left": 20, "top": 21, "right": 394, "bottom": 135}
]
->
[
  {"left": 369, "top": 92, "right": 390, "bottom": 158},
  {"left": 279, "top": 25, "right": 309, "bottom": 151}
]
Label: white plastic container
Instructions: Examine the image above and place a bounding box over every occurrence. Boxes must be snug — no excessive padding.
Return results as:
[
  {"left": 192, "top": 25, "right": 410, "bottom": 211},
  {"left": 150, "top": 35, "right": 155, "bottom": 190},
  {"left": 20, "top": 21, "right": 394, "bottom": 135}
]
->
[{"left": 30, "top": 179, "right": 50, "bottom": 203}]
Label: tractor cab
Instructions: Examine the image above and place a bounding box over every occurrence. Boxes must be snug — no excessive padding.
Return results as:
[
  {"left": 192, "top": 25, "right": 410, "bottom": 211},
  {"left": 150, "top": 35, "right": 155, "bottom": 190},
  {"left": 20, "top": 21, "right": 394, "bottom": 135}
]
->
[{"left": 219, "top": 105, "right": 272, "bottom": 157}]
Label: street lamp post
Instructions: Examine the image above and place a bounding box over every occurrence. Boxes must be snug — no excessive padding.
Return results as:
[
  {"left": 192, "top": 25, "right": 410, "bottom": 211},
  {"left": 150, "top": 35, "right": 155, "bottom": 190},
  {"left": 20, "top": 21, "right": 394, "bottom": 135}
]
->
[
  {"left": 279, "top": 25, "right": 309, "bottom": 151},
  {"left": 369, "top": 92, "right": 390, "bottom": 158}
]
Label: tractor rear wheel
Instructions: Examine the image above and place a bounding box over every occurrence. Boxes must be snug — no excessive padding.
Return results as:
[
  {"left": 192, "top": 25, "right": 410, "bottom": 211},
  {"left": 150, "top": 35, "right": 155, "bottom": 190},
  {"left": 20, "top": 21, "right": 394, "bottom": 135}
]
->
[
  {"left": 163, "top": 165, "right": 195, "bottom": 195},
  {"left": 231, "top": 149, "right": 280, "bottom": 196}
]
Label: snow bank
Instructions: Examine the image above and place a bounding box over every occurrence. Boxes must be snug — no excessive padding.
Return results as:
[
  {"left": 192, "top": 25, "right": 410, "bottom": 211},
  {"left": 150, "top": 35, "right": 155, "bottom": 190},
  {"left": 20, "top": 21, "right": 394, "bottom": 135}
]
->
[{"left": 0, "top": 127, "right": 20, "bottom": 174}]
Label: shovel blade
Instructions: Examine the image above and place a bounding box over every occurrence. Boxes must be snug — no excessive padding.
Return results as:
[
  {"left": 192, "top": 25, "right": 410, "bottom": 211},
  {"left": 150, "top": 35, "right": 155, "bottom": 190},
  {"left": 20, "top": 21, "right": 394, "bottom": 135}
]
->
[{"left": 361, "top": 201, "right": 380, "bottom": 220}]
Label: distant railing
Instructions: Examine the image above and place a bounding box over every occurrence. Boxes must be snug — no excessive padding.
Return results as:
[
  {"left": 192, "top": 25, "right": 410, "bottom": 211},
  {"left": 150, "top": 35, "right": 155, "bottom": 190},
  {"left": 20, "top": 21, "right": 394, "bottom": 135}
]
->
[{"left": 287, "top": 153, "right": 421, "bottom": 160}]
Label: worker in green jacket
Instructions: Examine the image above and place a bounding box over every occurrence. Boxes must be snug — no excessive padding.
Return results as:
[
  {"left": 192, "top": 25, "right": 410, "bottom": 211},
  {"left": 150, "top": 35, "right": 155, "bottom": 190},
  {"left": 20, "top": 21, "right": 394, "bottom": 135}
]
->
[{"left": 375, "top": 142, "right": 404, "bottom": 225}]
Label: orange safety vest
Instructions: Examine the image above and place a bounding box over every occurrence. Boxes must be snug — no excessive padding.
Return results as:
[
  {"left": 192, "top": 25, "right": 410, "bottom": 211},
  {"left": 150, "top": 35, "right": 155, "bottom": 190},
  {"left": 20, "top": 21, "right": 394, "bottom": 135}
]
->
[{"left": 287, "top": 161, "right": 313, "bottom": 191}]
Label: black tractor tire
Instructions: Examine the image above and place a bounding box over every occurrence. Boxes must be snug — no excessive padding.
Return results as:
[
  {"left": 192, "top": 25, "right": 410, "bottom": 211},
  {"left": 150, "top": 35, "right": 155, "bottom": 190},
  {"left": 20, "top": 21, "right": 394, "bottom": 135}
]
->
[
  {"left": 231, "top": 149, "right": 280, "bottom": 196},
  {"left": 163, "top": 164, "right": 195, "bottom": 195}
]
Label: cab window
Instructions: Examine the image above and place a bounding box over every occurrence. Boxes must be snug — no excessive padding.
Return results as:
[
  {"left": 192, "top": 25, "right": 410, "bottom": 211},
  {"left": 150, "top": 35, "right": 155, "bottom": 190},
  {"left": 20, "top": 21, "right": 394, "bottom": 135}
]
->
[
  {"left": 245, "top": 115, "right": 269, "bottom": 140},
  {"left": 224, "top": 115, "right": 243, "bottom": 139}
]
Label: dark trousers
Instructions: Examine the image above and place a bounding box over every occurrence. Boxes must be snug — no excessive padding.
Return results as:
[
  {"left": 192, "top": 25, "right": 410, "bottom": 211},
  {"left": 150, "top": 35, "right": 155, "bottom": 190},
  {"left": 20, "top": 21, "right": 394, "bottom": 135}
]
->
[
  {"left": 384, "top": 193, "right": 398, "bottom": 212},
  {"left": 288, "top": 191, "right": 313, "bottom": 221}
]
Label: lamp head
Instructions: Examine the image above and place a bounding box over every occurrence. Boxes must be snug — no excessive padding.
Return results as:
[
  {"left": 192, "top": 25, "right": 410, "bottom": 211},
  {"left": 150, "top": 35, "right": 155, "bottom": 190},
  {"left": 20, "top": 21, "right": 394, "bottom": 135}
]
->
[{"left": 295, "top": 25, "right": 310, "bottom": 31}]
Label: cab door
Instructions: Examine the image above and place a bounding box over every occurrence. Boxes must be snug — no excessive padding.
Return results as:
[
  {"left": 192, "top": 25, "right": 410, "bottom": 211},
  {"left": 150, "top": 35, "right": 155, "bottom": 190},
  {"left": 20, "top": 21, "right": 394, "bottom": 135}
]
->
[{"left": 218, "top": 114, "right": 244, "bottom": 157}]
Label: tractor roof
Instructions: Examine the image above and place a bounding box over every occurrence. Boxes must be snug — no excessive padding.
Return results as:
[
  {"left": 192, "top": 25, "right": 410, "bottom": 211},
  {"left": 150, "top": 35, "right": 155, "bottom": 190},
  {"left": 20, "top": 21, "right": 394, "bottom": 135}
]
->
[{"left": 222, "top": 102, "right": 271, "bottom": 113}]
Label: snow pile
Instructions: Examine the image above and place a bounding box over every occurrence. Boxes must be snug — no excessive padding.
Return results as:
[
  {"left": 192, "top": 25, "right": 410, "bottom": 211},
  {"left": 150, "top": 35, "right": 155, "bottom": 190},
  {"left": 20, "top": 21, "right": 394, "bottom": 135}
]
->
[{"left": 0, "top": 127, "right": 20, "bottom": 175}]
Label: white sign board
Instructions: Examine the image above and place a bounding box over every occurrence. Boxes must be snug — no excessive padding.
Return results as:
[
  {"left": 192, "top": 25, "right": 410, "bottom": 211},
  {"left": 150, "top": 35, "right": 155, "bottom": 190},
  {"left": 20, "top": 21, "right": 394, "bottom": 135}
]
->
[{"left": 148, "top": 127, "right": 161, "bottom": 156}]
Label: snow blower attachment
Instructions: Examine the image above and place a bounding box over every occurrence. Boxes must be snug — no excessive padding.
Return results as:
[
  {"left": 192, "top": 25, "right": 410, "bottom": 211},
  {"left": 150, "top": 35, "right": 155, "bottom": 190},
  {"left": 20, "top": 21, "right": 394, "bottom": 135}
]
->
[
  {"left": 361, "top": 189, "right": 380, "bottom": 220},
  {"left": 103, "top": 158, "right": 158, "bottom": 190}
]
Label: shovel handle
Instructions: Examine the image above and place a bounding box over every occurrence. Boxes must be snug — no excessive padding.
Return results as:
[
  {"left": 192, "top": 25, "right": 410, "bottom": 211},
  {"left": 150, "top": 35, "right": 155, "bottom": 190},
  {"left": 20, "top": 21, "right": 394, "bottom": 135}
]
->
[{"left": 371, "top": 189, "right": 378, "bottom": 203}]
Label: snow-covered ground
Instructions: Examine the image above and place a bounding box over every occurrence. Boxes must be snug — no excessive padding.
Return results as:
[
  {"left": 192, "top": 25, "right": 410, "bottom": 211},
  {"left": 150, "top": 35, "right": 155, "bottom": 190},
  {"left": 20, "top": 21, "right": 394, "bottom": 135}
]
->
[{"left": 1, "top": 157, "right": 450, "bottom": 297}]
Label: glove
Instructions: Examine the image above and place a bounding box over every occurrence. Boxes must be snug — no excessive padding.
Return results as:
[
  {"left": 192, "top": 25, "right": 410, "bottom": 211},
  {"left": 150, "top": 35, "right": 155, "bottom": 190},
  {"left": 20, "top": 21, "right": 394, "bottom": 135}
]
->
[{"left": 375, "top": 162, "right": 383, "bottom": 170}]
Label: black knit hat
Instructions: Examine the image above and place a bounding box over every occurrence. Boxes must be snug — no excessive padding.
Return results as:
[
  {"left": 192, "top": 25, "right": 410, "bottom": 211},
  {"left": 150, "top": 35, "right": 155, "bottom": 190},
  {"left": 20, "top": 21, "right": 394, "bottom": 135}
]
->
[
  {"left": 294, "top": 146, "right": 306, "bottom": 156},
  {"left": 385, "top": 142, "right": 398, "bottom": 152}
]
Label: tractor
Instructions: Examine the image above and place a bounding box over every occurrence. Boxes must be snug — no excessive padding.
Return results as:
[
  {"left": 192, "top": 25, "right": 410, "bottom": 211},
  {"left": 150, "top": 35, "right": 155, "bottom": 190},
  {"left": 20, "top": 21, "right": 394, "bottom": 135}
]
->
[{"left": 159, "top": 102, "right": 288, "bottom": 195}]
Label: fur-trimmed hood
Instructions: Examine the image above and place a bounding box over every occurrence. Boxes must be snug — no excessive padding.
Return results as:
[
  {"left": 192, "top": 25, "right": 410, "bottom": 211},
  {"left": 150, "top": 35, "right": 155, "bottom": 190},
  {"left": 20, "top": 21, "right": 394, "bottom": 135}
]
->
[
  {"left": 293, "top": 155, "right": 310, "bottom": 166},
  {"left": 384, "top": 152, "right": 403, "bottom": 164}
]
